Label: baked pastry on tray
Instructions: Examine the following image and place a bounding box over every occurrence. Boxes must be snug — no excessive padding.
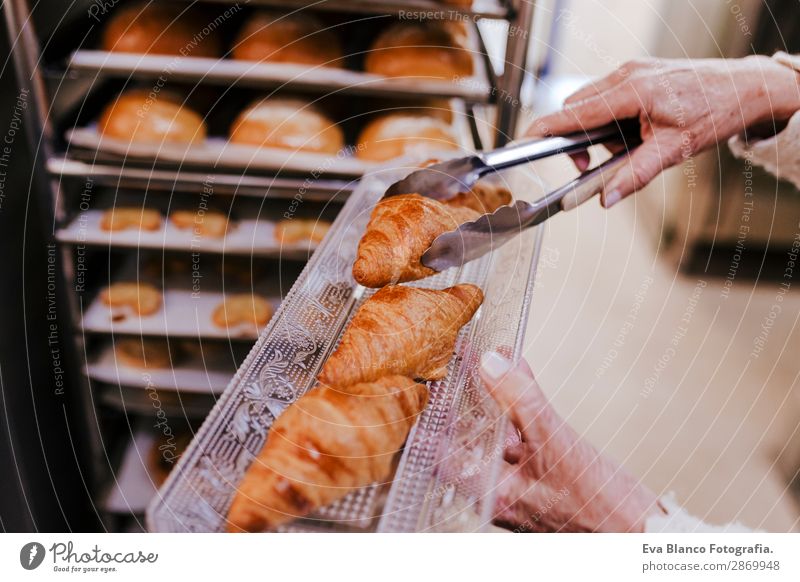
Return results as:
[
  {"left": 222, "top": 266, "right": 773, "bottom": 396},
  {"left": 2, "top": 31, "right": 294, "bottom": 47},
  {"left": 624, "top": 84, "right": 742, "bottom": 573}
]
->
[
  {"left": 355, "top": 112, "right": 459, "bottom": 162},
  {"left": 100, "top": 207, "right": 162, "bottom": 232},
  {"left": 100, "top": 282, "right": 162, "bottom": 316},
  {"left": 227, "top": 375, "right": 427, "bottom": 532},
  {"left": 232, "top": 10, "right": 344, "bottom": 67},
  {"left": 318, "top": 283, "right": 483, "bottom": 386},
  {"left": 170, "top": 210, "right": 229, "bottom": 239},
  {"left": 101, "top": 2, "right": 222, "bottom": 58},
  {"left": 445, "top": 180, "right": 513, "bottom": 214},
  {"left": 226, "top": 169, "right": 488, "bottom": 531},
  {"left": 352, "top": 194, "right": 479, "bottom": 287},
  {"left": 274, "top": 218, "right": 331, "bottom": 245},
  {"left": 229, "top": 97, "right": 344, "bottom": 155},
  {"left": 365, "top": 21, "right": 474, "bottom": 79},
  {"left": 228, "top": 283, "right": 482, "bottom": 530},
  {"left": 99, "top": 90, "right": 207, "bottom": 145},
  {"left": 115, "top": 337, "right": 175, "bottom": 369},
  {"left": 212, "top": 294, "right": 273, "bottom": 329}
]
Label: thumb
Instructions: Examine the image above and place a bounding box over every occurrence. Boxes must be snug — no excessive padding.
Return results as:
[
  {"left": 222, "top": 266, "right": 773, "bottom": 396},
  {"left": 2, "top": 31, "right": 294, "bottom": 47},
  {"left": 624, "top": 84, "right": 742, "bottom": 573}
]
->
[{"left": 478, "top": 352, "right": 551, "bottom": 444}]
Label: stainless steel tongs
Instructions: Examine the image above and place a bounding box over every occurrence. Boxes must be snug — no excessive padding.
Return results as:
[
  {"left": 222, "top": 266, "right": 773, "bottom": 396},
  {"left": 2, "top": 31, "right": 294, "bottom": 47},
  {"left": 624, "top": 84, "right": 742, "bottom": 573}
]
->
[{"left": 383, "top": 119, "right": 642, "bottom": 272}]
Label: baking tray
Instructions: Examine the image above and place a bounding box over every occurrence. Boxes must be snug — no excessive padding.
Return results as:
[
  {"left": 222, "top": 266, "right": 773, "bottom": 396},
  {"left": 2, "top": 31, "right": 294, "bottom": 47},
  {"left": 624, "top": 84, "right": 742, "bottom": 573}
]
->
[
  {"left": 81, "top": 257, "right": 284, "bottom": 340},
  {"left": 57, "top": 210, "right": 323, "bottom": 259},
  {"left": 64, "top": 100, "right": 476, "bottom": 178},
  {"left": 47, "top": 157, "right": 356, "bottom": 200},
  {"left": 81, "top": 288, "right": 277, "bottom": 340},
  {"left": 146, "top": 157, "right": 545, "bottom": 532},
  {"left": 68, "top": 19, "right": 492, "bottom": 102},
  {"left": 86, "top": 340, "right": 238, "bottom": 394}
]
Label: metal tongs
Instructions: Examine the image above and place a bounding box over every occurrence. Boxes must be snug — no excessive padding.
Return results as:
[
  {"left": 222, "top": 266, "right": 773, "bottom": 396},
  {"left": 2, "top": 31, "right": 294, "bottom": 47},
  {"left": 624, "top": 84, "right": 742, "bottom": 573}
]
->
[{"left": 384, "top": 118, "right": 642, "bottom": 272}]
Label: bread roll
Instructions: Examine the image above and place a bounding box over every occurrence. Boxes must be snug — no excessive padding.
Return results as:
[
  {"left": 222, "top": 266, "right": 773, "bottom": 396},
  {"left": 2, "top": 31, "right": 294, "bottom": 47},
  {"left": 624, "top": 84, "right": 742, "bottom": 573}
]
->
[
  {"left": 356, "top": 113, "right": 459, "bottom": 162},
  {"left": 274, "top": 219, "right": 331, "bottom": 244},
  {"left": 99, "top": 90, "right": 207, "bottom": 144},
  {"left": 229, "top": 97, "right": 344, "bottom": 154},
  {"left": 115, "top": 338, "right": 175, "bottom": 369},
  {"left": 170, "top": 210, "right": 229, "bottom": 238},
  {"left": 212, "top": 294, "right": 273, "bottom": 329},
  {"left": 100, "top": 282, "right": 162, "bottom": 316},
  {"left": 100, "top": 207, "right": 162, "bottom": 232},
  {"left": 102, "top": 2, "right": 222, "bottom": 57},
  {"left": 233, "top": 10, "right": 343, "bottom": 67},
  {"left": 365, "top": 21, "right": 473, "bottom": 79}
]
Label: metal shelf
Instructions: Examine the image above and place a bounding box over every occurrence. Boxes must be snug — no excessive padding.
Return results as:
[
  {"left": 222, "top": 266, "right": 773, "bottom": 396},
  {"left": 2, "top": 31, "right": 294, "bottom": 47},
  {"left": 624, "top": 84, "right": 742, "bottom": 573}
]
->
[
  {"left": 5, "top": 0, "right": 537, "bottom": 530},
  {"left": 48, "top": 157, "right": 356, "bottom": 200},
  {"left": 66, "top": 44, "right": 494, "bottom": 102}
]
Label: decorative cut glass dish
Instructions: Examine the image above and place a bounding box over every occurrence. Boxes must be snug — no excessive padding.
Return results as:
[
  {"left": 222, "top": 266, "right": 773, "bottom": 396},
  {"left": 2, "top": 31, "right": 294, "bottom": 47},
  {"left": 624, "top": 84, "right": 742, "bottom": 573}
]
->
[{"left": 146, "top": 158, "right": 546, "bottom": 532}]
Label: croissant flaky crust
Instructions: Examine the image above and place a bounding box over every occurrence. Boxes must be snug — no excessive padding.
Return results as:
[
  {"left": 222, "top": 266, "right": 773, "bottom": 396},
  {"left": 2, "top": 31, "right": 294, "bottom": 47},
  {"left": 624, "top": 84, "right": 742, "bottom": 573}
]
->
[
  {"left": 353, "top": 194, "right": 479, "bottom": 288},
  {"left": 446, "top": 181, "right": 513, "bottom": 214},
  {"left": 318, "top": 284, "right": 483, "bottom": 386},
  {"left": 226, "top": 376, "right": 427, "bottom": 532},
  {"left": 416, "top": 159, "right": 514, "bottom": 215}
]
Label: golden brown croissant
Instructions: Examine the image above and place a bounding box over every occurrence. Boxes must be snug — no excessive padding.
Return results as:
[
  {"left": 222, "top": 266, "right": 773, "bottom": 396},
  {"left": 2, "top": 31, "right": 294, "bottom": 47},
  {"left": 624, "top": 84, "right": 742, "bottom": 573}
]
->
[
  {"left": 318, "top": 284, "right": 483, "bottom": 386},
  {"left": 445, "top": 181, "right": 513, "bottom": 214},
  {"left": 417, "top": 159, "right": 513, "bottom": 214},
  {"left": 352, "top": 194, "right": 478, "bottom": 288},
  {"left": 227, "top": 375, "right": 427, "bottom": 532}
]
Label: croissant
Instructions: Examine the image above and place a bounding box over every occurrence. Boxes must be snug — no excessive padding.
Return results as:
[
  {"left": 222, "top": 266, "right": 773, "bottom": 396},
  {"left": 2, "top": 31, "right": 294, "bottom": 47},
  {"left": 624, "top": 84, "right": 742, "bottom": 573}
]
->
[
  {"left": 352, "top": 194, "right": 479, "bottom": 288},
  {"left": 417, "top": 159, "right": 513, "bottom": 214},
  {"left": 227, "top": 376, "right": 427, "bottom": 532},
  {"left": 318, "top": 284, "right": 483, "bottom": 386},
  {"left": 446, "top": 181, "right": 513, "bottom": 214}
]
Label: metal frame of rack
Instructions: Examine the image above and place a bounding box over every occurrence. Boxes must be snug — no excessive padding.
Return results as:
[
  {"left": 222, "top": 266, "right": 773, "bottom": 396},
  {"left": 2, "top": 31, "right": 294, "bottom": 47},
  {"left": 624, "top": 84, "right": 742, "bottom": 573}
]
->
[{"left": 4, "top": 0, "right": 536, "bottom": 530}]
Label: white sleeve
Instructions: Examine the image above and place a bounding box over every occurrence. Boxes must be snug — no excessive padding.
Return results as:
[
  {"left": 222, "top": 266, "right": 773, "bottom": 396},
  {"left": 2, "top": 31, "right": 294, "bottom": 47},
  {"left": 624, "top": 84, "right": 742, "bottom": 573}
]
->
[
  {"left": 644, "top": 493, "right": 758, "bottom": 533},
  {"left": 728, "top": 52, "right": 800, "bottom": 190}
]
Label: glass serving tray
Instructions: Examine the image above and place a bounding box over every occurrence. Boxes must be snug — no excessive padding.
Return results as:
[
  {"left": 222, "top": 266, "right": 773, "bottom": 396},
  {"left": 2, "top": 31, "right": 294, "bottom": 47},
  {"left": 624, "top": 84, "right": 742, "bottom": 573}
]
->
[{"left": 146, "top": 159, "right": 546, "bottom": 533}]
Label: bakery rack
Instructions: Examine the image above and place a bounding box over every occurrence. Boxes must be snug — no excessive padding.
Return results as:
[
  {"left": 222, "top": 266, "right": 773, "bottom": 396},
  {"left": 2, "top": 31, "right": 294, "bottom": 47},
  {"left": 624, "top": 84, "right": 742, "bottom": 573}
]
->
[{"left": 4, "top": 0, "right": 538, "bottom": 532}]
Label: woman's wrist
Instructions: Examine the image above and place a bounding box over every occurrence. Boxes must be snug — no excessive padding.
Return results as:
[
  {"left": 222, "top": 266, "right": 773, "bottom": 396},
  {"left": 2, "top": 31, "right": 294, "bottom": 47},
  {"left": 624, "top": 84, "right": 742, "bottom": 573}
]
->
[{"left": 564, "top": 446, "right": 664, "bottom": 532}]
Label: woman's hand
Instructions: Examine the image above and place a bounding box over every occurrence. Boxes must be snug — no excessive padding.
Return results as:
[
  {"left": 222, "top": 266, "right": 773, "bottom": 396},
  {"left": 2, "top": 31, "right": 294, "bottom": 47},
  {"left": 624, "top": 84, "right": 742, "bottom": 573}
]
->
[
  {"left": 528, "top": 56, "right": 800, "bottom": 207},
  {"left": 479, "top": 352, "right": 663, "bottom": 532}
]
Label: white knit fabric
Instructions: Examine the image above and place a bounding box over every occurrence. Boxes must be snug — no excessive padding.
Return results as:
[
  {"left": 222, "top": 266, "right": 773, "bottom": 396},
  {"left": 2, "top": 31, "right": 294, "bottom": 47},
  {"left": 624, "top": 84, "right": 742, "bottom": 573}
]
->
[
  {"left": 489, "top": 494, "right": 758, "bottom": 532},
  {"left": 728, "top": 52, "right": 800, "bottom": 190},
  {"left": 645, "top": 493, "right": 758, "bottom": 533}
]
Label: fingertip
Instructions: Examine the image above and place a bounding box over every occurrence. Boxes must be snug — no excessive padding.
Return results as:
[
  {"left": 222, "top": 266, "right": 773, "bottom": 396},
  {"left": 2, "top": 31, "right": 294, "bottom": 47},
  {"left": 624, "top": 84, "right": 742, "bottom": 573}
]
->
[
  {"left": 602, "top": 189, "right": 623, "bottom": 208},
  {"left": 480, "top": 351, "right": 513, "bottom": 384}
]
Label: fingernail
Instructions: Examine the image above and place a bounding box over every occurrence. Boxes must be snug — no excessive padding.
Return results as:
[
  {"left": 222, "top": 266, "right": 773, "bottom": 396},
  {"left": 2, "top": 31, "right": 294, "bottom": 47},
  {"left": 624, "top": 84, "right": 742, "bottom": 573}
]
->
[
  {"left": 480, "top": 351, "right": 513, "bottom": 381},
  {"left": 603, "top": 189, "right": 622, "bottom": 208}
]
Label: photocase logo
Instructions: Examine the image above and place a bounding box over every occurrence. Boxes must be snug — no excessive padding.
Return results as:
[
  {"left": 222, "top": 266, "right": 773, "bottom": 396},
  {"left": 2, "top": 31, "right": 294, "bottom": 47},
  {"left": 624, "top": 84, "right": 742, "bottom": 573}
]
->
[{"left": 19, "top": 542, "right": 46, "bottom": 570}]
